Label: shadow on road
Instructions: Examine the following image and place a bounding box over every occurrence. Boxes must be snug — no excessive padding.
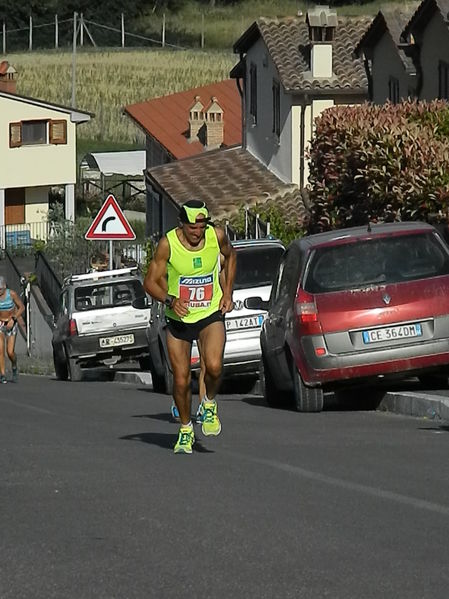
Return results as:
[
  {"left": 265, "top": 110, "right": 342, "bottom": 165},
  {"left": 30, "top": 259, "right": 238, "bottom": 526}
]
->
[
  {"left": 120, "top": 431, "right": 214, "bottom": 453},
  {"left": 133, "top": 413, "right": 173, "bottom": 423}
]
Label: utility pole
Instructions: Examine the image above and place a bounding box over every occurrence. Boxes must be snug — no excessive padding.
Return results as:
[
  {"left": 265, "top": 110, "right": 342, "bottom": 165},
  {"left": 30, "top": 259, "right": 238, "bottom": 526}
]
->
[
  {"left": 55, "top": 14, "right": 58, "bottom": 49},
  {"left": 29, "top": 16, "right": 32, "bottom": 51},
  {"left": 71, "top": 12, "right": 77, "bottom": 107},
  {"left": 2, "top": 22, "right": 6, "bottom": 55}
]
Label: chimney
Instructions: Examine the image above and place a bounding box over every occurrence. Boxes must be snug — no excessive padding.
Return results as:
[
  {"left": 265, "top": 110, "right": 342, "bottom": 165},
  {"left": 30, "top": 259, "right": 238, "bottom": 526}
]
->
[
  {"left": 0, "top": 61, "right": 18, "bottom": 94},
  {"left": 189, "top": 95, "right": 205, "bottom": 141},
  {"left": 306, "top": 5, "right": 337, "bottom": 78},
  {"left": 205, "top": 96, "right": 224, "bottom": 149}
]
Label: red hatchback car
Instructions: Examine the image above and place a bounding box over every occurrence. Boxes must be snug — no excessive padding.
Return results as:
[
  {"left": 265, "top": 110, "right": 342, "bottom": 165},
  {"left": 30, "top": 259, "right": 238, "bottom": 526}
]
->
[{"left": 246, "top": 222, "right": 449, "bottom": 412}]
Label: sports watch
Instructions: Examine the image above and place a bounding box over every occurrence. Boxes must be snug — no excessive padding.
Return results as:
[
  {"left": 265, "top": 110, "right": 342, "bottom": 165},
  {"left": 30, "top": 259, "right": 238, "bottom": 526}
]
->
[{"left": 164, "top": 295, "right": 175, "bottom": 308}]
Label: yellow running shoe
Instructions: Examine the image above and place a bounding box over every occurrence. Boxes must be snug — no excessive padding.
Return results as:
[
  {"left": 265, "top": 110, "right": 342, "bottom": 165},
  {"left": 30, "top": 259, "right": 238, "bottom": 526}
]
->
[
  {"left": 200, "top": 400, "right": 222, "bottom": 436},
  {"left": 174, "top": 426, "right": 195, "bottom": 454}
]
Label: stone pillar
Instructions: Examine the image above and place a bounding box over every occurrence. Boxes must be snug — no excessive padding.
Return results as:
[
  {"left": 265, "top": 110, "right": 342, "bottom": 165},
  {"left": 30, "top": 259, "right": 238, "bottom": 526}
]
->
[
  {"left": 0, "top": 189, "right": 5, "bottom": 249},
  {"left": 65, "top": 183, "right": 75, "bottom": 221}
]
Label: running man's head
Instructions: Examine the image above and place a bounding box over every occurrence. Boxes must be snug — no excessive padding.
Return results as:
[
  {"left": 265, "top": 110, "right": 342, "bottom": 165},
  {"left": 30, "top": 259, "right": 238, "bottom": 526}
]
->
[{"left": 179, "top": 200, "right": 210, "bottom": 246}]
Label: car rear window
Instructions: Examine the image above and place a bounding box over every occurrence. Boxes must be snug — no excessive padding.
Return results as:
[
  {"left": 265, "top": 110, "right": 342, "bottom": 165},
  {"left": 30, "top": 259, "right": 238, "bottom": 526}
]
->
[
  {"left": 74, "top": 279, "right": 144, "bottom": 311},
  {"left": 234, "top": 246, "right": 284, "bottom": 290},
  {"left": 304, "top": 232, "right": 449, "bottom": 293}
]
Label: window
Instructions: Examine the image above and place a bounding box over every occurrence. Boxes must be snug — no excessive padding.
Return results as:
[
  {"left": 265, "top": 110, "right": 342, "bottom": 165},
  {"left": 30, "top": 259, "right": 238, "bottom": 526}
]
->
[
  {"left": 272, "top": 80, "right": 281, "bottom": 137},
  {"left": 438, "top": 61, "right": 449, "bottom": 100},
  {"left": 234, "top": 246, "right": 284, "bottom": 290},
  {"left": 9, "top": 119, "right": 67, "bottom": 148},
  {"left": 249, "top": 62, "right": 257, "bottom": 124},
  {"left": 22, "top": 120, "right": 47, "bottom": 145},
  {"left": 74, "top": 280, "right": 143, "bottom": 311},
  {"left": 388, "top": 77, "right": 400, "bottom": 104},
  {"left": 304, "top": 233, "right": 449, "bottom": 293}
]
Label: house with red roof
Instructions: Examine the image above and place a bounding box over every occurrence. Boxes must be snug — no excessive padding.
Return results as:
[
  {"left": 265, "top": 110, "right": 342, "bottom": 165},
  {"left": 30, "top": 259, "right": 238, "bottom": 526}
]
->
[{"left": 124, "top": 79, "right": 242, "bottom": 169}]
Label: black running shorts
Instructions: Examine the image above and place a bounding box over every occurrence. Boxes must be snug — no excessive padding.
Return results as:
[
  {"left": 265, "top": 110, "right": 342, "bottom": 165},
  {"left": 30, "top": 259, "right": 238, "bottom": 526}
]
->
[{"left": 166, "top": 310, "right": 225, "bottom": 343}]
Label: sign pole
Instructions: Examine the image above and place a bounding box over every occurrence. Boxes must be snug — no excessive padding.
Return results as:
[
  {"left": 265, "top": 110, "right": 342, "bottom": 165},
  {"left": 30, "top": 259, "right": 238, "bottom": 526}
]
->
[{"left": 109, "top": 240, "right": 113, "bottom": 270}]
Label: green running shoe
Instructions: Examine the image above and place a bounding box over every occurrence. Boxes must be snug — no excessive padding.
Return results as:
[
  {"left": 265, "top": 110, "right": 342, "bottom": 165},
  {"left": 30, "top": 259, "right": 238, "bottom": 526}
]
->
[
  {"left": 174, "top": 426, "right": 195, "bottom": 454},
  {"left": 200, "top": 400, "right": 222, "bottom": 436}
]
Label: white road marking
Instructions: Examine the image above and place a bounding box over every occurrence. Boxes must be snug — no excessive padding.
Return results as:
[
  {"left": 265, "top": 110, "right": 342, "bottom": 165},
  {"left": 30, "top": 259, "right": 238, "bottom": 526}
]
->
[{"left": 224, "top": 451, "right": 449, "bottom": 516}]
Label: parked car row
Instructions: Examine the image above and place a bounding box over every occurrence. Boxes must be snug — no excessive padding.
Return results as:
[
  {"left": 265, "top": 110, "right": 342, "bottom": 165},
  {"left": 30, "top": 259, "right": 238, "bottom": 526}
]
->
[{"left": 53, "top": 222, "right": 449, "bottom": 415}]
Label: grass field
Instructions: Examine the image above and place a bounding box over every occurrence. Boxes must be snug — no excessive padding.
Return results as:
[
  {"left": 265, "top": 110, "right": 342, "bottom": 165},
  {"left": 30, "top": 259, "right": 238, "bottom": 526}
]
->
[
  {"left": 7, "top": 49, "right": 235, "bottom": 148},
  {"left": 136, "top": 0, "right": 405, "bottom": 49}
]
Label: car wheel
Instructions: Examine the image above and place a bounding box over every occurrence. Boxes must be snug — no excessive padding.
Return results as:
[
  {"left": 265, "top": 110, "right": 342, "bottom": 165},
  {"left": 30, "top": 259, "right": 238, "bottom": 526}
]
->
[
  {"left": 68, "top": 357, "right": 83, "bottom": 382},
  {"left": 53, "top": 347, "right": 68, "bottom": 381},
  {"left": 292, "top": 364, "right": 324, "bottom": 412},
  {"left": 260, "top": 356, "right": 286, "bottom": 408}
]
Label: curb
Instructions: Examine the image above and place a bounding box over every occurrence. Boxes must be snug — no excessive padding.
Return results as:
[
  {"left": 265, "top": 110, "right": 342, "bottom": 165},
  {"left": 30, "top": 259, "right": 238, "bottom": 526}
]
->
[
  {"left": 379, "top": 391, "right": 449, "bottom": 421},
  {"left": 109, "top": 370, "right": 449, "bottom": 422},
  {"left": 112, "top": 370, "right": 153, "bottom": 386}
]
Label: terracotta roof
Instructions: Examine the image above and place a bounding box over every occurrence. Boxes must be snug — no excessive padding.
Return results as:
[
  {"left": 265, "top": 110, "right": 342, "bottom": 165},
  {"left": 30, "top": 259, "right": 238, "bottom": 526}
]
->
[
  {"left": 403, "top": 0, "right": 449, "bottom": 37},
  {"left": 147, "top": 147, "right": 308, "bottom": 226},
  {"left": 124, "top": 79, "right": 241, "bottom": 160},
  {"left": 234, "top": 16, "right": 371, "bottom": 94}
]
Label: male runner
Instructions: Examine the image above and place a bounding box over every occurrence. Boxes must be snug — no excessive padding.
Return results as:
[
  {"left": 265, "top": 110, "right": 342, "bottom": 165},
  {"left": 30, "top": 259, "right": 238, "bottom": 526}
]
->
[{"left": 144, "top": 200, "right": 236, "bottom": 454}]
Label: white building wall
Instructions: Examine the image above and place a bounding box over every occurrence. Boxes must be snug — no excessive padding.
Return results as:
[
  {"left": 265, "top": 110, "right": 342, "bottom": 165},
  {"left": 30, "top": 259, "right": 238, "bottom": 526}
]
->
[
  {"left": 371, "top": 33, "right": 411, "bottom": 104},
  {"left": 0, "top": 96, "right": 77, "bottom": 189},
  {"left": 419, "top": 12, "right": 449, "bottom": 100},
  {"left": 244, "top": 38, "right": 293, "bottom": 183},
  {"left": 25, "top": 186, "right": 50, "bottom": 222}
]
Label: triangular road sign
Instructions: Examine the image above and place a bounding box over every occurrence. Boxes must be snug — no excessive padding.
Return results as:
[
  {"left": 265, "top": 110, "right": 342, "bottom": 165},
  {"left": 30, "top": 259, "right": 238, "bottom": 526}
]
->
[{"left": 85, "top": 194, "right": 136, "bottom": 240}]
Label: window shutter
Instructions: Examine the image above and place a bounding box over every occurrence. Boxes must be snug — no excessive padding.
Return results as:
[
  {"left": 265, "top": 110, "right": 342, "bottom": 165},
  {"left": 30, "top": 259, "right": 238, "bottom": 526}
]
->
[
  {"left": 9, "top": 122, "right": 22, "bottom": 148},
  {"left": 49, "top": 119, "right": 67, "bottom": 144}
]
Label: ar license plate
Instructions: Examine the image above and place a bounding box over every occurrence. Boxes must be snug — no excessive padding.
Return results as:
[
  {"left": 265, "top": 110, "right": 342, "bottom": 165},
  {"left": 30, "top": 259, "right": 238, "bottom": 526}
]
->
[
  {"left": 99, "top": 334, "right": 134, "bottom": 348},
  {"left": 362, "top": 323, "right": 422, "bottom": 344},
  {"left": 226, "top": 314, "right": 265, "bottom": 331}
]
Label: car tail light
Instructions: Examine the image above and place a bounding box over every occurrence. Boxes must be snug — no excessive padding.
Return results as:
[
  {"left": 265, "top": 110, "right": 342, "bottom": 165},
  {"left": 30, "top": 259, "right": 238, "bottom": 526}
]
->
[
  {"left": 69, "top": 319, "right": 78, "bottom": 336},
  {"left": 295, "top": 289, "right": 322, "bottom": 335},
  {"left": 191, "top": 356, "right": 200, "bottom": 366}
]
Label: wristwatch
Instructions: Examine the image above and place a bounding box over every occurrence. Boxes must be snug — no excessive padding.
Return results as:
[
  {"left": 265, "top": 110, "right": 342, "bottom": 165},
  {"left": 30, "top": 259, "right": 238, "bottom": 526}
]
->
[{"left": 164, "top": 295, "right": 175, "bottom": 308}]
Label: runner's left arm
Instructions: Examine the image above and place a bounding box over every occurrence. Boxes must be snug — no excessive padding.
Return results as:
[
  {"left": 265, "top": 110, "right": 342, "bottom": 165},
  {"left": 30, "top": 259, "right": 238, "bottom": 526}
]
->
[
  {"left": 11, "top": 290, "right": 25, "bottom": 319},
  {"left": 216, "top": 227, "right": 236, "bottom": 314}
]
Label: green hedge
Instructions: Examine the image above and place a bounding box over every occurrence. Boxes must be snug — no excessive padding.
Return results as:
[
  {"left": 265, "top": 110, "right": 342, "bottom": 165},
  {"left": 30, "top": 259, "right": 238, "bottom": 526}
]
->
[{"left": 307, "top": 100, "right": 449, "bottom": 232}]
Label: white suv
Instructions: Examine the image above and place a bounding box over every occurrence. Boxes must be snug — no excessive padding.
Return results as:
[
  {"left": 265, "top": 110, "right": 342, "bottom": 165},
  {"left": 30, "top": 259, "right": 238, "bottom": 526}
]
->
[{"left": 52, "top": 268, "right": 151, "bottom": 381}]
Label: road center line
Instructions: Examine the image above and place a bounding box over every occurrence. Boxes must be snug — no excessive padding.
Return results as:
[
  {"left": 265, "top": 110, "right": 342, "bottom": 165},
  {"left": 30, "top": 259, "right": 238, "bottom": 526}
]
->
[{"left": 224, "top": 450, "right": 449, "bottom": 516}]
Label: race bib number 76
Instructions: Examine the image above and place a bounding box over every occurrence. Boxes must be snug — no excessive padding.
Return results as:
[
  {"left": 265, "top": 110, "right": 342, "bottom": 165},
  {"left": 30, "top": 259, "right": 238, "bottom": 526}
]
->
[{"left": 179, "top": 274, "right": 213, "bottom": 308}]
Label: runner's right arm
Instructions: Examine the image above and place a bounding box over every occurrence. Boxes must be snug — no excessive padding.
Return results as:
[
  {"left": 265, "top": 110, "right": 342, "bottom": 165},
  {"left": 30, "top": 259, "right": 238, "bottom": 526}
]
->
[{"left": 144, "top": 237, "right": 189, "bottom": 318}]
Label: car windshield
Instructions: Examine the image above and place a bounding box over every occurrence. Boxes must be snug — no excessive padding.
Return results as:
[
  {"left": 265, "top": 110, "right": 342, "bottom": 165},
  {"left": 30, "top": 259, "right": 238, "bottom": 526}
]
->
[
  {"left": 234, "top": 246, "right": 284, "bottom": 290},
  {"left": 304, "top": 232, "right": 449, "bottom": 293},
  {"left": 74, "top": 279, "right": 144, "bottom": 311}
]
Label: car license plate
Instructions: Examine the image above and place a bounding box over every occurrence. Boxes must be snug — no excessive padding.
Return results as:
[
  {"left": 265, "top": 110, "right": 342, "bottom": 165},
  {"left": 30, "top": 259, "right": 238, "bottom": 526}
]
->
[
  {"left": 226, "top": 314, "right": 265, "bottom": 331},
  {"left": 362, "top": 323, "right": 422, "bottom": 344},
  {"left": 99, "top": 334, "right": 135, "bottom": 348}
]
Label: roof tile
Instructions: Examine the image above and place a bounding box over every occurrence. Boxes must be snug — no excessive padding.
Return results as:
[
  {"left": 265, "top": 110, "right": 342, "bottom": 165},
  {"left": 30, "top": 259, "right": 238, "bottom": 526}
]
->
[
  {"left": 147, "top": 147, "right": 308, "bottom": 226},
  {"left": 124, "top": 79, "right": 241, "bottom": 160},
  {"left": 257, "top": 15, "right": 371, "bottom": 93}
]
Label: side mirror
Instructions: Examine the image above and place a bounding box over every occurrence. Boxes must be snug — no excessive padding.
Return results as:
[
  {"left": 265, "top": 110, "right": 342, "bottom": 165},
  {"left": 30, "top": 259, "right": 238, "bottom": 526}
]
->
[
  {"left": 132, "top": 296, "right": 150, "bottom": 309},
  {"left": 244, "top": 296, "right": 270, "bottom": 311}
]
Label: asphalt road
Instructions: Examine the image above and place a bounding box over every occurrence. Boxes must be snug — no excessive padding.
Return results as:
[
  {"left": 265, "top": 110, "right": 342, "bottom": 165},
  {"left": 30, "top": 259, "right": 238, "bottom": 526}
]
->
[{"left": 1, "top": 375, "right": 449, "bottom": 599}]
